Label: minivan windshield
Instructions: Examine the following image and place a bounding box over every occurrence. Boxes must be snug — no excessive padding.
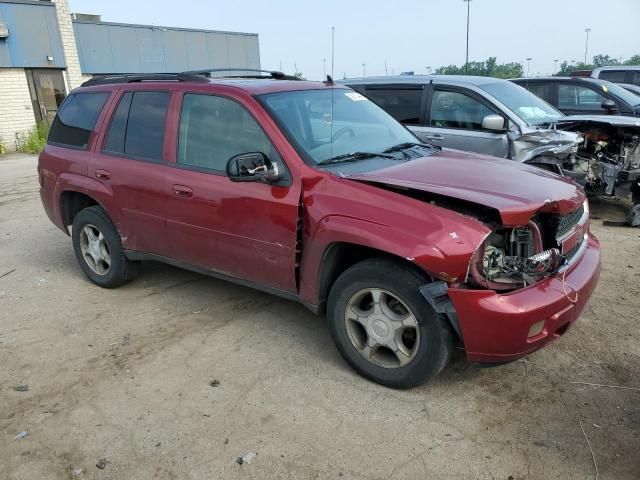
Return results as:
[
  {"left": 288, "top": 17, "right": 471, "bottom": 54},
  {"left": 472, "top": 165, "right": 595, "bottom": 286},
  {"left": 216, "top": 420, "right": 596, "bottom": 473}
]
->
[
  {"left": 600, "top": 80, "right": 640, "bottom": 107},
  {"left": 480, "top": 81, "right": 563, "bottom": 126},
  {"left": 259, "top": 88, "right": 419, "bottom": 165}
]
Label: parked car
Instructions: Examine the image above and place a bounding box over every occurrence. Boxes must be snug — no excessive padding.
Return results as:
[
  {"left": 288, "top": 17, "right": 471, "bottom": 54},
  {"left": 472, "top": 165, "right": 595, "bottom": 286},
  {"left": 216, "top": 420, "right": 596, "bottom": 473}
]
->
[
  {"left": 511, "top": 76, "right": 640, "bottom": 117},
  {"left": 342, "top": 76, "right": 640, "bottom": 223},
  {"left": 570, "top": 65, "right": 640, "bottom": 87},
  {"left": 38, "top": 70, "right": 601, "bottom": 388},
  {"left": 339, "top": 75, "right": 580, "bottom": 172},
  {"left": 618, "top": 83, "right": 640, "bottom": 97}
]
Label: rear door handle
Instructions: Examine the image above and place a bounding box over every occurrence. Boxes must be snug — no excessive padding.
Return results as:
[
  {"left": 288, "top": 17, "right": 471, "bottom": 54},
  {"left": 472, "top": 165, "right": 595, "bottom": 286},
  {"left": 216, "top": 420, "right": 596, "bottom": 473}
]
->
[
  {"left": 95, "top": 169, "right": 111, "bottom": 180},
  {"left": 172, "top": 184, "right": 193, "bottom": 198},
  {"left": 423, "top": 134, "right": 444, "bottom": 141}
]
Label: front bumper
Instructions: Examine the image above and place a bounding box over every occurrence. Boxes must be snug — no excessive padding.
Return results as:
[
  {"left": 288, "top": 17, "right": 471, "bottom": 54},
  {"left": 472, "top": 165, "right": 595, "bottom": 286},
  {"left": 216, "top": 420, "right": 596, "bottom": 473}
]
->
[{"left": 447, "top": 233, "right": 601, "bottom": 363}]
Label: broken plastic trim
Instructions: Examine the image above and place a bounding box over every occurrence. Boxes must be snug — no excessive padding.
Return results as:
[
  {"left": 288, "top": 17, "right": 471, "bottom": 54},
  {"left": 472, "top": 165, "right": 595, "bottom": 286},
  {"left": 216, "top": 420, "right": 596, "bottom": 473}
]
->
[{"left": 419, "top": 281, "right": 462, "bottom": 340}]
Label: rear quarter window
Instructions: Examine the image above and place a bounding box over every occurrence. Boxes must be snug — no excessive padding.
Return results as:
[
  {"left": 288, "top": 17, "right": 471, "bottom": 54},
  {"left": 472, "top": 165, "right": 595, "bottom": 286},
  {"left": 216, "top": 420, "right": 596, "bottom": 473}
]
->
[{"left": 48, "top": 92, "right": 109, "bottom": 149}]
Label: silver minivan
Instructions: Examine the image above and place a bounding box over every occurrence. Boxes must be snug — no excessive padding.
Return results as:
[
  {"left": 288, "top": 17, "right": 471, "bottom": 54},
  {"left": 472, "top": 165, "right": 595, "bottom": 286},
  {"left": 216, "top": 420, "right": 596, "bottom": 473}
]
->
[{"left": 339, "top": 75, "right": 579, "bottom": 171}]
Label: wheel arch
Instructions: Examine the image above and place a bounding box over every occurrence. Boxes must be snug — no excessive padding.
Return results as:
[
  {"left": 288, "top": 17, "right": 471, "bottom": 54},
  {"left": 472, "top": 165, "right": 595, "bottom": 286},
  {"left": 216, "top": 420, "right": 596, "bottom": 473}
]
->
[{"left": 316, "top": 242, "right": 432, "bottom": 316}]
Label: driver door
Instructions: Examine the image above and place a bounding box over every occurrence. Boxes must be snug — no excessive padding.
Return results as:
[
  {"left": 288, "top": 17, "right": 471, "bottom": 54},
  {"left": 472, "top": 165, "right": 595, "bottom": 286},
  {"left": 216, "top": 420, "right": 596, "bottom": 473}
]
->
[
  {"left": 164, "top": 92, "right": 300, "bottom": 292},
  {"left": 412, "top": 86, "right": 509, "bottom": 158}
]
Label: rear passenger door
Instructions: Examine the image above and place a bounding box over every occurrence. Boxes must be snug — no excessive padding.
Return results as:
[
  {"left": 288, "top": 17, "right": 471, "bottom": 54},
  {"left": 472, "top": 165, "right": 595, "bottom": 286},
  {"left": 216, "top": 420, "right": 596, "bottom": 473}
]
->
[
  {"left": 91, "top": 89, "right": 171, "bottom": 257},
  {"left": 413, "top": 86, "right": 509, "bottom": 158},
  {"left": 164, "top": 92, "right": 299, "bottom": 293}
]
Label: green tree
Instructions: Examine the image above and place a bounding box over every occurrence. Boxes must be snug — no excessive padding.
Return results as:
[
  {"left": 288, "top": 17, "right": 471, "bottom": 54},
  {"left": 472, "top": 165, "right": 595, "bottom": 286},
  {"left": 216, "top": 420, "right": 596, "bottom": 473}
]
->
[
  {"left": 624, "top": 54, "right": 640, "bottom": 65},
  {"left": 592, "top": 54, "right": 620, "bottom": 67},
  {"left": 435, "top": 57, "right": 523, "bottom": 79}
]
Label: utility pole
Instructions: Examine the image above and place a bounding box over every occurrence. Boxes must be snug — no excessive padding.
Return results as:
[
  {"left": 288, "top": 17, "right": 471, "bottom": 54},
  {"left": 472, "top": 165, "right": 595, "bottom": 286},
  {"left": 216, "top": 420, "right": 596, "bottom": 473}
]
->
[
  {"left": 526, "top": 57, "right": 532, "bottom": 77},
  {"left": 384, "top": 59, "right": 388, "bottom": 76},
  {"left": 584, "top": 28, "right": 591, "bottom": 65},
  {"left": 463, "top": 0, "right": 472, "bottom": 75},
  {"left": 554, "top": 59, "right": 558, "bottom": 74},
  {"left": 323, "top": 58, "right": 326, "bottom": 77},
  {"left": 362, "top": 63, "right": 366, "bottom": 77}
]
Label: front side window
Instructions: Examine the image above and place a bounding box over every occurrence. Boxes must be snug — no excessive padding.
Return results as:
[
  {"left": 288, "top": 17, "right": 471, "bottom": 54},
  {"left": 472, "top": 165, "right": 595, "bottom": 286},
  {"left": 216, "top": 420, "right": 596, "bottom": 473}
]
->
[
  {"left": 48, "top": 92, "right": 109, "bottom": 149},
  {"left": 558, "top": 84, "right": 605, "bottom": 109},
  {"left": 480, "top": 81, "right": 563, "bottom": 126},
  {"left": 103, "top": 91, "right": 169, "bottom": 161},
  {"left": 430, "top": 90, "right": 497, "bottom": 130},
  {"left": 178, "top": 94, "right": 274, "bottom": 172},
  {"left": 259, "top": 88, "right": 417, "bottom": 165},
  {"left": 364, "top": 88, "right": 423, "bottom": 124}
]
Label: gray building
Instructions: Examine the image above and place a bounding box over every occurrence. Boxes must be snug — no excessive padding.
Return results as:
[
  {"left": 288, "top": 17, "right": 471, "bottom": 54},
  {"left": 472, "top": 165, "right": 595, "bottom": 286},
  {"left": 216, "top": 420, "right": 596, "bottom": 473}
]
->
[{"left": 0, "top": 0, "right": 260, "bottom": 152}]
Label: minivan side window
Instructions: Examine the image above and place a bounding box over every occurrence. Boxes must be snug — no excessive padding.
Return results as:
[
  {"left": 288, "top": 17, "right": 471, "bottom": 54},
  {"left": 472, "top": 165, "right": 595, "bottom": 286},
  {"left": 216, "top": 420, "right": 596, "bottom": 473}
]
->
[
  {"left": 177, "top": 94, "right": 273, "bottom": 172},
  {"left": 598, "top": 70, "right": 626, "bottom": 83},
  {"left": 364, "top": 88, "right": 423, "bottom": 124},
  {"left": 558, "top": 84, "right": 605, "bottom": 110},
  {"left": 103, "top": 91, "right": 170, "bottom": 161},
  {"left": 48, "top": 92, "right": 109, "bottom": 149},
  {"left": 430, "top": 90, "right": 497, "bottom": 130},
  {"left": 527, "top": 83, "right": 555, "bottom": 104}
]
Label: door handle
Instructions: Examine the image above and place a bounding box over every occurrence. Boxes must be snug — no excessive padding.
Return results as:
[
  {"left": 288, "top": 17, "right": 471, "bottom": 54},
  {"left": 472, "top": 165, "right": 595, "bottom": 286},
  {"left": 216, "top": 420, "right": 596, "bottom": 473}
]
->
[
  {"left": 423, "top": 134, "right": 444, "bottom": 141},
  {"left": 95, "top": 169, "right": 111, "bottom": 180},
  {"left": 172, "top": 184, "right": 193, "bottom": 198}
]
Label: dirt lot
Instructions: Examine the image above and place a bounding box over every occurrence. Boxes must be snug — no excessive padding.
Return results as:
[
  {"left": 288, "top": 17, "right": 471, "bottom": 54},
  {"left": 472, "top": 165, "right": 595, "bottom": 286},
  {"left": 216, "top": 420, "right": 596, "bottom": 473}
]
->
[{"left": 1, "top": 153, "right": 638, "bottom": 479}]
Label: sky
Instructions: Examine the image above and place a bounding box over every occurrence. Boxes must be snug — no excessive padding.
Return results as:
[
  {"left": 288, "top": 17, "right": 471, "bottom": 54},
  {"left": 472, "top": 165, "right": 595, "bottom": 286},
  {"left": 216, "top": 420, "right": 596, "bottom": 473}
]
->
[{"left": 69, "top": 0, "right": 640, "bottom": 80}]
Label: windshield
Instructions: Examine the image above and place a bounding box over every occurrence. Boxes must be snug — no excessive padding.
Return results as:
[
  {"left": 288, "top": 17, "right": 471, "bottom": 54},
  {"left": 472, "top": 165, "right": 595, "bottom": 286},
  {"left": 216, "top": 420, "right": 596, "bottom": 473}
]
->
[
  {"left": 600, "top": 80, "right": 640, "bottom": 107},
  {"left": 480, "top": 81, "right": 563, "bottom": 126},
  {"left": 259, "top": 88, "right": 418, "bottom": 164}
]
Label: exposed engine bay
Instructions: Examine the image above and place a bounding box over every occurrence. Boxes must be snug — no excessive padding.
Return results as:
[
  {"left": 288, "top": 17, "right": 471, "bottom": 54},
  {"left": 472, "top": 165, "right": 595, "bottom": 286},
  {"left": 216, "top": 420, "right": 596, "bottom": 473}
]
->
[
  {"left": 555, "top": 116, "right": 640, "bottom": 225},
  {"left": 468, "top": 204, "right": 588, "bottom": 291}
]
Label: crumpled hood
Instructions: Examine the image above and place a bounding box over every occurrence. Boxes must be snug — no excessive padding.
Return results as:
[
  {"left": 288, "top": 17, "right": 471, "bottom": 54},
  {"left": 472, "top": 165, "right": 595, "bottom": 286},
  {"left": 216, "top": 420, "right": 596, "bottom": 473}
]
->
[
  {"left": 344, "top": 148, "right": 585, "bottom": 226},
  {"left": 554, "top": 114, "right": 640, "bottom": 129},
  {"left": 511, "top": 126, "right": 580, "bottom": 163}
]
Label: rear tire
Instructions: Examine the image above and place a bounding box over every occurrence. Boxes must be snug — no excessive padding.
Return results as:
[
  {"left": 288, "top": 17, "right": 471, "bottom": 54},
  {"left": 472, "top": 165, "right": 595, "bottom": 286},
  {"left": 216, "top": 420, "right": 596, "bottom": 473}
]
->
[
  {"left": 71, "top": 206, "right": 137, "bottom": 288},
  {"left": 327, "top": 257, "right": 453, "bottom": 389}
]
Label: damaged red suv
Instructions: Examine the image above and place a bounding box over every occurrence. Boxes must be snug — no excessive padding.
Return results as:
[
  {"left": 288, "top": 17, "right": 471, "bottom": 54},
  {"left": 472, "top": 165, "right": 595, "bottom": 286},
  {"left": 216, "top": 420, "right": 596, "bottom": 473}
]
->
[{"left": 38, "top": 71, "right": 601, "bottom": 388}]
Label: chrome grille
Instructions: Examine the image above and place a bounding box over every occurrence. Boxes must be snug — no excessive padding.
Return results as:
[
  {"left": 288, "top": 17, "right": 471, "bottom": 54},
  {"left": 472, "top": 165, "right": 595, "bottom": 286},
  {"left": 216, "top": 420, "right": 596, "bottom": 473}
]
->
[
  {"left": 563, "top": 234, "right": 585, "bottom": 263},
  {"left": 556, "top": 204, "right": 585, "bottom": 240}
]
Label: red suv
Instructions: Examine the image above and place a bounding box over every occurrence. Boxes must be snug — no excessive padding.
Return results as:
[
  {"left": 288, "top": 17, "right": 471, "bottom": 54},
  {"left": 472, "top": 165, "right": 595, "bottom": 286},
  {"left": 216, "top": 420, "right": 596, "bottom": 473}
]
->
[{"left": 38, "top": 70, "right": 601, "bottom": 388}]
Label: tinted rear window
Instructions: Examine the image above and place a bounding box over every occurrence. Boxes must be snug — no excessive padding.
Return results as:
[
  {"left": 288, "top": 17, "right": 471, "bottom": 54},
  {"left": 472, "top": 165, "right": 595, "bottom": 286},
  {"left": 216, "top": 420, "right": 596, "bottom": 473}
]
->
[
  {"left": 364, "top": 88, "right": 423, "bottom": 124},
  {"left": 599, "top": 70, "right": 626, "bottom": 83},
  {"left": 48, "top": 93, "right": 109, "bottom": 149},
  {"left": 102, "top": 91, "right": 169, "bottom": 161}
]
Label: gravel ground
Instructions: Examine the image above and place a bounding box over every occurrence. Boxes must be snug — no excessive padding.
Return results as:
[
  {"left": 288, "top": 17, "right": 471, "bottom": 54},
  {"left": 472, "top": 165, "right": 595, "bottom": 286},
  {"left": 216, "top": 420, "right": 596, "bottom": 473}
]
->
[{"left": 1, "top": 153, "right": 638, "bottom": 479}]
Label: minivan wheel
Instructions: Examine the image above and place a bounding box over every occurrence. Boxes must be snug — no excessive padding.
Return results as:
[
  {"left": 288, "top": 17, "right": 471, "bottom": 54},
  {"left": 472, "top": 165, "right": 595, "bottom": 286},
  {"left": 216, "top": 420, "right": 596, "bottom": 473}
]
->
[
  {"left": 327, "top": 258, "right": 453, "bottom": 389},
  {"left": 72, "top": 206, "right": 137, "bottom": 288}
]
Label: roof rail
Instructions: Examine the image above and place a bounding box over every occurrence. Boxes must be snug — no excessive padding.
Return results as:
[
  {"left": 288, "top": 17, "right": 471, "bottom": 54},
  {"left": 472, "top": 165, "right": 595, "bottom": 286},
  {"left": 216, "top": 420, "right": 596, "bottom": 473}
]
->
[
  {"left": 81, "top": 73, "right": 209, "bottom": 87},
  {"left": 181, "top": 68, "right": 301, "bottom": 80}
]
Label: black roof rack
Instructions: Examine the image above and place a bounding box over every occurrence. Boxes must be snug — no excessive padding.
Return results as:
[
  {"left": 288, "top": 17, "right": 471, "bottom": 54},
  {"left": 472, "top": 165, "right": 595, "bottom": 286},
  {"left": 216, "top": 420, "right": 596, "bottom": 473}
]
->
[
  {"left": 81, "top": 73, "right": 209, "bottom": 87},
  {"left": 81, "top": 68, "right": 300, "bottom": 87},
  {"left": 181, "top": 68, "right": 301, "bottom": 80}
]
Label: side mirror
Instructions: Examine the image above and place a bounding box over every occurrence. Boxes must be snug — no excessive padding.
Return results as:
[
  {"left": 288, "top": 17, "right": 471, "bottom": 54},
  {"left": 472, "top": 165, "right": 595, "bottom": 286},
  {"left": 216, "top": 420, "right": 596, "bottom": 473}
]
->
[
  {"left": 481, "top": 114, "right": 506, "bottom": 131},
  {"left": 226, "top": 152, "right": 281, "bottom": 183},
  {"left": 601, "top": 99, "right": 618, "bottom": 114}
]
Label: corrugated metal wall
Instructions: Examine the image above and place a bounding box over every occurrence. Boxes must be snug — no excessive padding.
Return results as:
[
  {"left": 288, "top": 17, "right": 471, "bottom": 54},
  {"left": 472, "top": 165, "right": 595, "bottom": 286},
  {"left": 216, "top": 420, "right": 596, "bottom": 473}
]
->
[
  {"left": 73, "top": 21, "right": 260, "bottom": 74},
  {"left": 0, "top": 1, "right": 65, "bottom": 68}
]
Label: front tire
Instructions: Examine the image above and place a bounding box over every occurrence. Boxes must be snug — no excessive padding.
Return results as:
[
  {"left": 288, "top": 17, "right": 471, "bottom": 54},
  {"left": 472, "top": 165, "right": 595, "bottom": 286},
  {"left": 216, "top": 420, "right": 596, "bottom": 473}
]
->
[
  {"left": 327, "top": 258, "right": 453, "bottom": 389},
  {"left": 71, "top": 206, "right": 137, "bottom": 288}
]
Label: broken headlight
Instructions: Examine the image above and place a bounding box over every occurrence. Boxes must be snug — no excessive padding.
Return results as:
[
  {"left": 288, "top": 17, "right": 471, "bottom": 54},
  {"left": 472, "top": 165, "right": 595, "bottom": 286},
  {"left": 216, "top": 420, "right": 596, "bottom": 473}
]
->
[{"left": 470, "top": 223, "right": 560, "bottom": 290}]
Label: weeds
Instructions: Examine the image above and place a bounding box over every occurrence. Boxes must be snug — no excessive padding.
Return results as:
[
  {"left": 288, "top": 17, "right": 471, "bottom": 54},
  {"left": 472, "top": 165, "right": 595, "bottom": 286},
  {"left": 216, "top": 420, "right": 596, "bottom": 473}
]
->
[{"left": 18, "top": 122, "right": 49, "bottom": 154}]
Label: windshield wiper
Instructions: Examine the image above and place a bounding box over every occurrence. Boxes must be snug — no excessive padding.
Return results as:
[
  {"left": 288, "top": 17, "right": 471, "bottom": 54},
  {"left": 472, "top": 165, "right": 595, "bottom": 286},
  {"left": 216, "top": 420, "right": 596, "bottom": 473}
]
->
[
  {"left": 316, "top": 151, "right": 395, "bottom": 166},
  {"left": 383, "top": 142, "right": 441, "bottom": 153}
]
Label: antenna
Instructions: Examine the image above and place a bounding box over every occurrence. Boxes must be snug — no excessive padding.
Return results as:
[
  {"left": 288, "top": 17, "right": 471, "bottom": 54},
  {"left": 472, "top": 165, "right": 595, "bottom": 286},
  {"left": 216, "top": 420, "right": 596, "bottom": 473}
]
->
[{"left": 331, "top": 26, "right": 335, "bottom": 79}]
